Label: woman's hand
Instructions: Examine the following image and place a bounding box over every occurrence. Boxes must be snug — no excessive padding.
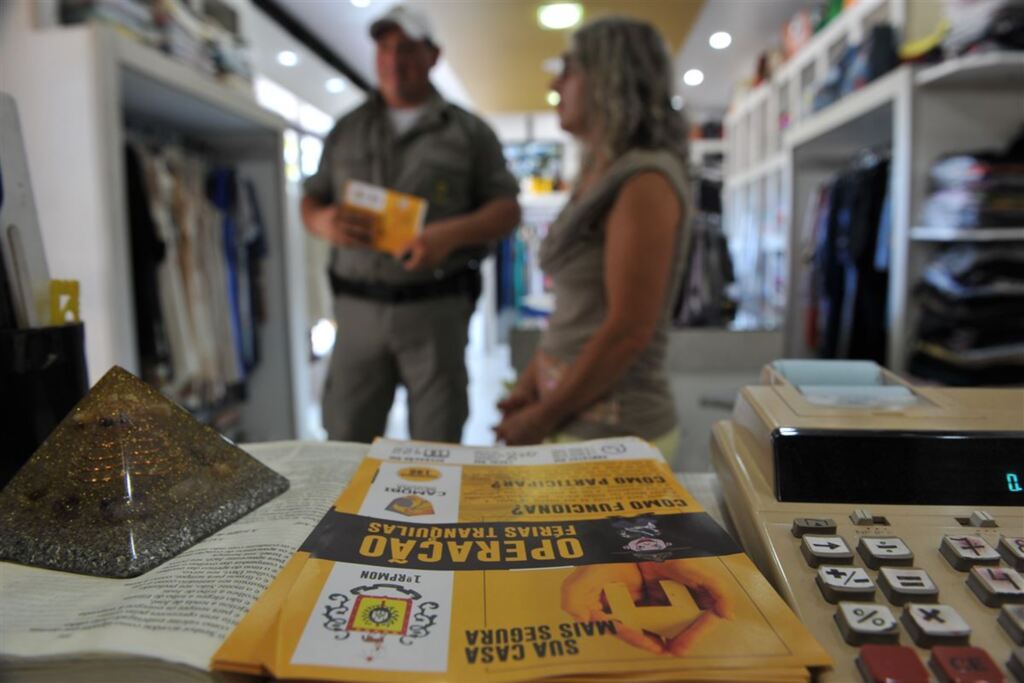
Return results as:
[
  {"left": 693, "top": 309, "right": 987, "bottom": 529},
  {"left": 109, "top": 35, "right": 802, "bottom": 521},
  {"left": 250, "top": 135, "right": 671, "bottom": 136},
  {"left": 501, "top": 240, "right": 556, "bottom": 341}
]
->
[
  {"left": 493, "top": 401, "right": 558, "bottom": 445},
  {"left": 497, "top": 385, "right": 537, "bottom": 417},
  {"left": 497, "top": 356, "right": 542, "bottom": 418}
]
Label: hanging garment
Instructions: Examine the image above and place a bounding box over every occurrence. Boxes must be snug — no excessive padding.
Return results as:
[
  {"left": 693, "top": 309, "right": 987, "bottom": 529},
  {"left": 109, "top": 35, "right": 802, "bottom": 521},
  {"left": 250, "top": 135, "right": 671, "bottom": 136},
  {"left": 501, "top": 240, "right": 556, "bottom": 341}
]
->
[
  {"left": 125, "top": 144, "right": 170, "bottom": 381},
  {"left": 207, "top": 167, "right": 246, "bottom": 381},
  {"left": 810, "top": 155, "right": 890, "bottom": 363}
]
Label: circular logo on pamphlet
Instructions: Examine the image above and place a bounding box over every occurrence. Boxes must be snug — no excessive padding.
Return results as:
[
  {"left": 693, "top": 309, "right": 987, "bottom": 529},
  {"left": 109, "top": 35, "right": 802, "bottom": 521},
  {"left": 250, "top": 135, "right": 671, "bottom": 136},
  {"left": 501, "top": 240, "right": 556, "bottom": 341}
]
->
[
  {"left": 398, "top": 467, "right": 441, "bottom": 482},
  {"left": 625, "top": 537, "right": 669, "bottom": 553}
]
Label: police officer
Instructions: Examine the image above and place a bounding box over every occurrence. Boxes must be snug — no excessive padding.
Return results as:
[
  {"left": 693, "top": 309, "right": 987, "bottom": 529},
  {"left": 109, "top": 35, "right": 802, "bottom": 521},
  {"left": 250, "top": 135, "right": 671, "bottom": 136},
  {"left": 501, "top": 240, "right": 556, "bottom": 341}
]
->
[{"left": 302, "top": 4, "right": 521, "bottom": 443}]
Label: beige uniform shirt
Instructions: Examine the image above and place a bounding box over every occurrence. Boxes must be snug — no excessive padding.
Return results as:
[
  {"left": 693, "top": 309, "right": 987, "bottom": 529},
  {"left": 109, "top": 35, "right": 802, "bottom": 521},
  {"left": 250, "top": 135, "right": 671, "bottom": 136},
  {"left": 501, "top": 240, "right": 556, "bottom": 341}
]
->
[{"left": 304, "top": 91, "right": 519, "bottom": 287}]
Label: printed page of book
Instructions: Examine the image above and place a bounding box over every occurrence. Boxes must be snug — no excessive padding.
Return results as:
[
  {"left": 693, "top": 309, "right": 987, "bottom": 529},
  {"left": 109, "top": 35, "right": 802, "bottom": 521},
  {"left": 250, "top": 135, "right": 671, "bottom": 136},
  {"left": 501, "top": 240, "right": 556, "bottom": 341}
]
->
[{"left": 0, "top": 442, "right": 365, "bottom": 672}]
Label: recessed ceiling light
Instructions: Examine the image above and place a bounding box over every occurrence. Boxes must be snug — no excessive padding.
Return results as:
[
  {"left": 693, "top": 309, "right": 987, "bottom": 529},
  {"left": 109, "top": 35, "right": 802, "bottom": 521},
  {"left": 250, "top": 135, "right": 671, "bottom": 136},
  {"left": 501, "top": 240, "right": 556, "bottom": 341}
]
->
[
  {"left": 326, "top": 78, "right": 347, "bottom": 93},
  {"left": 546, "top": 90, "right": 561, "bottom": 106},
  {"left": 683, "top": 69, "right": 704, "bottom": 86},
  {"left": 671, "top": 95, "right": 684, "bottom": 111},
  {"left": 277, "top": 50, "right": 299, "bottom": 67},
  {"left": 709, "top": 31, "right": 732, "bottom": 50},
  {"left": 350, "top": 0, "right": 371, "bottom": 7},
  {"left": 538, "top": 3, "right": 583, "bottom": 30}
]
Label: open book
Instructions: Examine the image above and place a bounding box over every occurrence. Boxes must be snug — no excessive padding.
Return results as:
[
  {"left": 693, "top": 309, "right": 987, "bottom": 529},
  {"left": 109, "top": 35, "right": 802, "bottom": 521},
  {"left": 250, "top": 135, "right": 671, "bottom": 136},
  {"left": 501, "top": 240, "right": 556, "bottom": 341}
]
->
[{"left": 0, "top": 442, "right": 366, "bottom": 683}]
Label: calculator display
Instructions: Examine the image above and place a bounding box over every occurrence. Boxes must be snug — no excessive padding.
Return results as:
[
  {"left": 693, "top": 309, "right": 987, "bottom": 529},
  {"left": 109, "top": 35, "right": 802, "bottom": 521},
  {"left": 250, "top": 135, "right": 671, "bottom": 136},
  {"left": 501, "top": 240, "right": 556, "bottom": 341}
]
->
[{"left": 771, "top": 430, "right": 1024, "bottom": 505}]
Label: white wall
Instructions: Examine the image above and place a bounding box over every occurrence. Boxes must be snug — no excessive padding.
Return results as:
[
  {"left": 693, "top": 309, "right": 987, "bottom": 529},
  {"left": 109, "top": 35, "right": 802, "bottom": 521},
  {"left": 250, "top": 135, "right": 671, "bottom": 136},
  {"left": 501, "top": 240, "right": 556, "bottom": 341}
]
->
[{"left": 485, "top": 110, "right": 581, "bottom": 181}]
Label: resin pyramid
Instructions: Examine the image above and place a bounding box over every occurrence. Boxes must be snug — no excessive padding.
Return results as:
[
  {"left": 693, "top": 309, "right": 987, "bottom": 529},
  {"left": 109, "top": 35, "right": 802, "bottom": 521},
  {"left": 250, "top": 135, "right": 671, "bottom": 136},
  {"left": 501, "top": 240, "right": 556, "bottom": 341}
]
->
[{"left": 0, "top": 366, "right": 289, "bottom": 578}]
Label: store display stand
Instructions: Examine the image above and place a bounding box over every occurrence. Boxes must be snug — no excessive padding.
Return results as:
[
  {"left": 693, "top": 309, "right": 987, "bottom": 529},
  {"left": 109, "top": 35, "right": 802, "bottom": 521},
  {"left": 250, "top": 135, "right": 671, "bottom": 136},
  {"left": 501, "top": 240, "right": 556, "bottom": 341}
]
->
[{"left": 0, "top": 13, "right": 310, "bottom": 439}]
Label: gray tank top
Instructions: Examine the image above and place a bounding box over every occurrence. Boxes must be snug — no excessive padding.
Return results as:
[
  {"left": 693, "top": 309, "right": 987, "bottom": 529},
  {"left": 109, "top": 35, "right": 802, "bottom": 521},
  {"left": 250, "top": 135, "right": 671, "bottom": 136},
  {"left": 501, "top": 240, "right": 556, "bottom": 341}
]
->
[{"left": 537, "top": 148, "right": 691, "bottom": 440}]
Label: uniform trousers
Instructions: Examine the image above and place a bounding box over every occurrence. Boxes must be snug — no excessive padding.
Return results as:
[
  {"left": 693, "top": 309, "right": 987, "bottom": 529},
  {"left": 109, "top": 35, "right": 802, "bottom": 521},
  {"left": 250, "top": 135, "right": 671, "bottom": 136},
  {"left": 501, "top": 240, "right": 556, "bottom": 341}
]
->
[{"left": 323, "top": 293, "right": 473, "bottom": 443}]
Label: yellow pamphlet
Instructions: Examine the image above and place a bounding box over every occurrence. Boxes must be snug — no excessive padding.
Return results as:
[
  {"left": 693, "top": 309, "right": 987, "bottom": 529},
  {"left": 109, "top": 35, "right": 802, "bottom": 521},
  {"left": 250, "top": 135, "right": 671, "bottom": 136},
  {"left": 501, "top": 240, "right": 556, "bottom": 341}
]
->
[
  {"left": 342, "top": 180, "right": 428, "bottom": 256},
  {"left": 213, "top": 438, "right": 830, "bottom": 682}
]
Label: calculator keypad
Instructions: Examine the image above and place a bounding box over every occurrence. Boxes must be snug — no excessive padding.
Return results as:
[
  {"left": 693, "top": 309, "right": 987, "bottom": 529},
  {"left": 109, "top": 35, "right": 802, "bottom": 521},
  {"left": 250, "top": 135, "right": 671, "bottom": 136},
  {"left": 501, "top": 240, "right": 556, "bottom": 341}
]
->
[
  {"left": 966, "top": 566, "right": 1024, "bottom": 608},
  {"left": 858, "top": 536, "right": 914, "bottom": 569},
  {"left": 816, "top": 565, "right": 875, "bottom": 603},
  {"left": 998, "top": 604, "right": 1024, "bottom": 645},
  {"left": 878, "top": 567, "right": 939, "bottom": 606},
  {"left": 901, "top": 603, "right": 971, "bottom": 648},
  {"left": 856, "top": 644, "right": 928, "bottom": 683},
  {"left": 940, "top": 535, "right": 1001, "bottom": 571},
  {"left": 835, "top": 601, "right": 900, "bottom": 645},
  {"left": 998, "top": 536, "right": 1024, "bottom": 571},
  {"left": 929, "top": 645, "right": 1005, "bottom": 683},
  {"left": 789, "top": 513, "right": 1015, "bottom": 680},
  {"left": 801, "top": 534, "right": 853, "bottom": 567}
]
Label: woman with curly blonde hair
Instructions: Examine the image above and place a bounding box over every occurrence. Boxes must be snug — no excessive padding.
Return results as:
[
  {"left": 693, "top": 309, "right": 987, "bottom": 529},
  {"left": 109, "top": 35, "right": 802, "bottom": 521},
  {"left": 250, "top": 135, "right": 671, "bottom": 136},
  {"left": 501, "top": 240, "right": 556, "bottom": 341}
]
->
[{"left": 495, "top": 17, "right": 691, "bottom": 463}]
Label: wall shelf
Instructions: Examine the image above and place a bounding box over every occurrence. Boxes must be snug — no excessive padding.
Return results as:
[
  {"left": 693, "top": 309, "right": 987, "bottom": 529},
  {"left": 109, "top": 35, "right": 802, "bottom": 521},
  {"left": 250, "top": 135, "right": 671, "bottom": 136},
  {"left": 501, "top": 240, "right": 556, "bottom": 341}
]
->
[
  {"left": 911, "top": 227, "right": 1024, "bottom": 242},
  {"left": 723, "top": 153, "right": 787, "bottom": 189},
  {"left": 115, "top": 29, "right": 283, "bottom": 135},
  {"left": 785, "top": 66, "right": 908, "bottom": 160},
  {"left": 916, "top": 52, "right": 1024, "bottom": 90}
]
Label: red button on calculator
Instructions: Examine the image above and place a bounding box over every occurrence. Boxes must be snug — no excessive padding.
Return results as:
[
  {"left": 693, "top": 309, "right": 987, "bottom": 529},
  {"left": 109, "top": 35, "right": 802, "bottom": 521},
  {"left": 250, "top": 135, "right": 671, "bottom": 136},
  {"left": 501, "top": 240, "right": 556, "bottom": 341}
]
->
[
  {"left": 856, "top": 644, "right": 928, "bottom": 683},
  {"left": 929, "top": 645, "right": 1005, "bottom": 683}
]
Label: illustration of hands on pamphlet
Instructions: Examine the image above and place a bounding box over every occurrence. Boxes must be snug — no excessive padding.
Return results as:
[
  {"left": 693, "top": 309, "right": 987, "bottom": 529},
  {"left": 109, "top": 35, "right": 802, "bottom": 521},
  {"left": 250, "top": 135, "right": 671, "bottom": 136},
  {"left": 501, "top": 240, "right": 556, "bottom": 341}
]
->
[
  {"left": 213, "top": 438, "right": 830, "bottom": 683},
  {"left": 342, "top": 180, "right": 427, "bottom": 257}
]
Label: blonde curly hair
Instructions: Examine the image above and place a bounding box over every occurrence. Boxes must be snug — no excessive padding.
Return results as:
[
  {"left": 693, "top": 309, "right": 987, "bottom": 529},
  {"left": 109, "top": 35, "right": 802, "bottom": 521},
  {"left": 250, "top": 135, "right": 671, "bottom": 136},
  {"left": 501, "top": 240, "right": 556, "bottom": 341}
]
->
[{"left": 571, "top": 17, "right": 689, "bottom": 170}]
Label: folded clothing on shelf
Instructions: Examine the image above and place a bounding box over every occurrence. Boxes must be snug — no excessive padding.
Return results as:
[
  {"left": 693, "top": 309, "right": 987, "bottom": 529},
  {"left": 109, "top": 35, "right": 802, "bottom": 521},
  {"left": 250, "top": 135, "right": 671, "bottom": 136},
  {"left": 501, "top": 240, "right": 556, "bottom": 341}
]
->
[
  {"left": 910, "top": 244, "right": 1024, "bottom": 385},
  {"left": 811, "top": 24, "right": 900, "bottom": 113},
  {"left": 943, "top": 0, "right": 1024, "bottom": 55},
  {"left": 920, "top": 128, "right": 1024, "bottom": 229}
]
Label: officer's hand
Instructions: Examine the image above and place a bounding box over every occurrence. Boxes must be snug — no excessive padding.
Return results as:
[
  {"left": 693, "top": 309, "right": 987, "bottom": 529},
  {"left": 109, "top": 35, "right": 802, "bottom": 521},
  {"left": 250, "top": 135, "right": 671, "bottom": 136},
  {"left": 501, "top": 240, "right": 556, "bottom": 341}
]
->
[
  {"left": 305, "top": 205, "right": 374, "bottom": 248},
  {"left": 333, "top": 209, "right": 375, "bottom": 247},
  {"left": 400, "top": 223, "right": 456, "bottom": 271}
]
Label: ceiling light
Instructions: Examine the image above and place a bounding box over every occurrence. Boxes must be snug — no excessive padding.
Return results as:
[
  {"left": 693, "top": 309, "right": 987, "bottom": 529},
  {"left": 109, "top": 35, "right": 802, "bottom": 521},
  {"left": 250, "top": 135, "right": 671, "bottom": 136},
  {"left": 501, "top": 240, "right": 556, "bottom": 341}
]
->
[
  {"left": 276, "top": 50, "right": 299, "bottom": 67},
  {"left": 350, "top": 0, "right": 371, "bottom": 7},
  {"left": 709, "top": 31, "right": 732, "bottom": 50},
  {"left": 538, "top": 3, "right": 583, "bottom": 30},
  {"left": 546, "top": 90, "right": 561, "bottom": 106},
  {"left": 671, "top": 95, "right": 684, "bottom": 111},
  {"left": 326, "top": 78, "right": 347, "bottom": 93},
  {"left": 683, "top": 69, "right": 704, "bottom": 86}
]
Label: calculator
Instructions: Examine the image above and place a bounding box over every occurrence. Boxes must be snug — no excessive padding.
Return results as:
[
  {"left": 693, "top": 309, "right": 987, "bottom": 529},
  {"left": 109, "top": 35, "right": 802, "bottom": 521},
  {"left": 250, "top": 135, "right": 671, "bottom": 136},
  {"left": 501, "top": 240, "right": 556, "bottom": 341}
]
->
[{"left": 711, "top": 369, "right": 1024, "bottom": 682}]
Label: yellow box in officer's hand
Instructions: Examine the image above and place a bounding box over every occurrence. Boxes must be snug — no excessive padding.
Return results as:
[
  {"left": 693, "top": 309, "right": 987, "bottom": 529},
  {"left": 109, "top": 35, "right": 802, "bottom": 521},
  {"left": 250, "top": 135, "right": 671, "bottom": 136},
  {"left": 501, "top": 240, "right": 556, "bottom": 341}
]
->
[{"left": 341, "top": 180, "right": 428, "bottom": 256}]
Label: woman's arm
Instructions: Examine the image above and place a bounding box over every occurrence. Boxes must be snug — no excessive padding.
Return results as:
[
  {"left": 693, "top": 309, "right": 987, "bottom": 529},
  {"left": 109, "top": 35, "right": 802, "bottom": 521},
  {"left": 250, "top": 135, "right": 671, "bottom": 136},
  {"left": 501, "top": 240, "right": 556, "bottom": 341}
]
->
[{"left": 495, "top": 171, "right": 682, "bottom": 444}]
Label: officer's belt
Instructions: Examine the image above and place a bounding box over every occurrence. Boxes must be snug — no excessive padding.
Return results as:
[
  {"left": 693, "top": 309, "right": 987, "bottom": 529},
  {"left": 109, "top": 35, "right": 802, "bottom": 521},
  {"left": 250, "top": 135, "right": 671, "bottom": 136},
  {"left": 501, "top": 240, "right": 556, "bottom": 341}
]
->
[{"left": 329, "top": 268, "right": 481, "bottom": 304}]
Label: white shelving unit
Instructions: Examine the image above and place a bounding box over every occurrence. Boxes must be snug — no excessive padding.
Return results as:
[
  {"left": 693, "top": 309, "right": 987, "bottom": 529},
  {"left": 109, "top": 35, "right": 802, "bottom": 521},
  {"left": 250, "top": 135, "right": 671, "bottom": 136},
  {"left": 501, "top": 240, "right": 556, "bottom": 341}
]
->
[
  {"left": 724, "top": 0, "right": 903, "bottom": 337},
  {"left": 725, "top": 0, "right": 1023, "bottom": 374},
  {"left": 1, "top": 17, "right": 311, "bottom": 440}
]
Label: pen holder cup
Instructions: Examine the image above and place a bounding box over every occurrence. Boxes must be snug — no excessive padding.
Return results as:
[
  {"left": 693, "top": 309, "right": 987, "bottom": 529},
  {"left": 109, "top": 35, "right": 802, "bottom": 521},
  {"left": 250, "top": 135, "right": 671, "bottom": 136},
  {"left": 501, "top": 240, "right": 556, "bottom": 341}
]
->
[{"left": 0, "top": 322, "right": 88, "bottom": 489}]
